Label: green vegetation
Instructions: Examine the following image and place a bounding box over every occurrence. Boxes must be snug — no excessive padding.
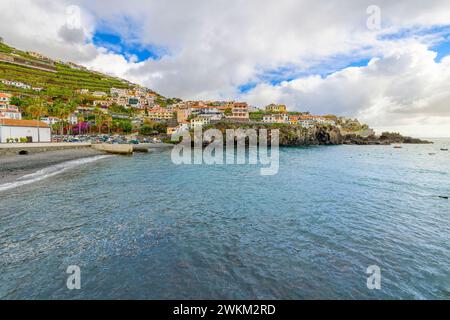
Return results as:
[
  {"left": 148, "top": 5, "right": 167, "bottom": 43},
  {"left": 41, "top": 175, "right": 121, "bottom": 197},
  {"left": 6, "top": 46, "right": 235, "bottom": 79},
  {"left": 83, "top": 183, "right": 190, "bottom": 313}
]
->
[
  {"left": 113, "top": 119, "right": 133, "bottom": 133},
  {"left": 109, "top": 103, "right": 134, "bottom": 115},
  {"left": 0, "top": 42, "right": 134, "bottom": 97},
  {"left": 155, "top": 96, "right": 182, "bottom": 108},
  {"left": 249, "top": 111, "right": 267, "bottom": 121},
  {"left": 337, "top": 118, "right": 369, "bottom": 132},
  {"left": 140, "top": 122, "right": 168, "bottom": 135}
]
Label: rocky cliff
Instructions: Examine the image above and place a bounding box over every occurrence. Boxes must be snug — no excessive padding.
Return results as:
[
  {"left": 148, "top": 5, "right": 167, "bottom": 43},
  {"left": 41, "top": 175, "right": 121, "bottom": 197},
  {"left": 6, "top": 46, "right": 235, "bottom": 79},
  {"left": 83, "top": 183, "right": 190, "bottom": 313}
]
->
[
  {"left": 203, "top": 122, "right": 432, "bottom": 146},
  {"left": 203, "top": 122, "right": 342, "bottom": 146}
]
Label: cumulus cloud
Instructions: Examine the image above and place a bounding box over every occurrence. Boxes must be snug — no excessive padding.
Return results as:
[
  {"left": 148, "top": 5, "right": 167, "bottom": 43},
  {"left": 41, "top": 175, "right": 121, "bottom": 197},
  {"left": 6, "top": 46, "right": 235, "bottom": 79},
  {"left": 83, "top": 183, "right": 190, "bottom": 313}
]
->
[
  {"left": 1, "top": 0, "right": 450, "bottom": 135},
  {"left": 241, "top": 42, "right": 450, "bottom": 136}
]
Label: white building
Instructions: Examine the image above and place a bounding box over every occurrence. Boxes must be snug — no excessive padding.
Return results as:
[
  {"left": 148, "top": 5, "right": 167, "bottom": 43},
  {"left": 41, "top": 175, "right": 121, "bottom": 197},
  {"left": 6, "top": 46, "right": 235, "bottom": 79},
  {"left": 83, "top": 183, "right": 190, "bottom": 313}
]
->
[
  {"left": 111, "top": 87, "right": 128, "bottom": 97},
  {"left": 0, "top": 119, "right": 51, "bottom": 143},
  {"left": 68, "top": 114, "right": 78, "bottom": 125},
  {"left": 167, "top": 123, "right": 190, "bottom": 135},
  {"left": 0, "top": 105, "right": 22, "bottom": 120},
  {"left": 41, "top": 114, "right": 78, "bottom": 126},
  {"left": 263, "top": 114, "right": 289, "bottom": 124},
  {"left": 41, "top": 117, "right": 60, "bottom": 126},
  {"left": 1, "top": 80, "right": 31, "bottom": 90}
]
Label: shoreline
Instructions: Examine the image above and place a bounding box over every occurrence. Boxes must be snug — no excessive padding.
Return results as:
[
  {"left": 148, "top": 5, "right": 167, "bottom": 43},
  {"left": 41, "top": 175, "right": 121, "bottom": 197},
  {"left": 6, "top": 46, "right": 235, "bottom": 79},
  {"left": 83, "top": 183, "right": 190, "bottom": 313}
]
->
[{"left": 0, "top": 148, "right": 106, "bottom": 185}]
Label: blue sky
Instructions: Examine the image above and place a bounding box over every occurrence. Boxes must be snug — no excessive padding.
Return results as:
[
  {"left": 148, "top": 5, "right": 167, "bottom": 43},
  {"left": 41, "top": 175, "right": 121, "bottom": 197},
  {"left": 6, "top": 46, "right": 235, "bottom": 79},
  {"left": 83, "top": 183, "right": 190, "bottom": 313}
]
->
[
  {"left": 432, "top": 40, "right": 450, "bottom": 62},
  {"left": 93, "top": 31, "right": 165, "bottom": 62}
]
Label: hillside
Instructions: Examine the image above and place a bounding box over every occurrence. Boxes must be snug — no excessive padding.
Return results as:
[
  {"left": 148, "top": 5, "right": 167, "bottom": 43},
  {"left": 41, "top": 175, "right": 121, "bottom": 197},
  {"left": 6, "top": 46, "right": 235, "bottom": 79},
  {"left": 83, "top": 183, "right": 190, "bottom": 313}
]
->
[{"left": 0, "top": 41, "right": 157, "bottom": 97}]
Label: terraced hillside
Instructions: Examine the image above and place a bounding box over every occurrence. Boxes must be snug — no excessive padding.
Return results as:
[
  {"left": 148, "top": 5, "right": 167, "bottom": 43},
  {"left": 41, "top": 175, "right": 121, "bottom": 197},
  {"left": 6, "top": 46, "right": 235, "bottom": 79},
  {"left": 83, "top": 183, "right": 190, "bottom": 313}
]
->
[{"left": 0, "top": 42, "right": 137, "bottom": 96}]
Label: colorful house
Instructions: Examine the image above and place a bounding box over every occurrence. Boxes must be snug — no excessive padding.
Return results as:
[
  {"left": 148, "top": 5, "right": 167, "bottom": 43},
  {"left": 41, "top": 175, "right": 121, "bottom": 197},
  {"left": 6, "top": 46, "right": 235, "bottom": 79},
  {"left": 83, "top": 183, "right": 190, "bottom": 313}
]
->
[{"left": 265, "top": 104, "right": 287, "bottom": 113}]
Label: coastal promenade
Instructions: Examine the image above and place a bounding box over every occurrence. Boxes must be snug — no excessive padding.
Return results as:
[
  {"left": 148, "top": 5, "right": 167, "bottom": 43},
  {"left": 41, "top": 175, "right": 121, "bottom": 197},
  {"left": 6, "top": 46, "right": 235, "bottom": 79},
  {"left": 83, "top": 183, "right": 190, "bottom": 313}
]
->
[
  {"left": 0, "top": 142, "right": 92, "bottom": 156},
  {"left": 0, "top": 142, "right": 174, "bottom": 156}
]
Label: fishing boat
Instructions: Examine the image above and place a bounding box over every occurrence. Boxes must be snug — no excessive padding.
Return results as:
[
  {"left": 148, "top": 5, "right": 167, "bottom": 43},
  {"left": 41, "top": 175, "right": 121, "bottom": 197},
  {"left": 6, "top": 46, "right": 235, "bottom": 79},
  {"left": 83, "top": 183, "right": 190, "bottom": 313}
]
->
[
  {"left": 440, "top": 148, "right": 448, "bottom": 151},
  {"left": 393, "top": 145, "right": 402, "bottom": 149}
]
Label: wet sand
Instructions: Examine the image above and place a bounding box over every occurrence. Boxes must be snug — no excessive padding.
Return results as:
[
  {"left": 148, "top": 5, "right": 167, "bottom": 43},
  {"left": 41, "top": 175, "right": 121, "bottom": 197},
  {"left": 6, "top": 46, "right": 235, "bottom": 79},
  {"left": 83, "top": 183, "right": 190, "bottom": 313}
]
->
[{"left": 0, "top": 148, "right": 105, "bottom": 184}]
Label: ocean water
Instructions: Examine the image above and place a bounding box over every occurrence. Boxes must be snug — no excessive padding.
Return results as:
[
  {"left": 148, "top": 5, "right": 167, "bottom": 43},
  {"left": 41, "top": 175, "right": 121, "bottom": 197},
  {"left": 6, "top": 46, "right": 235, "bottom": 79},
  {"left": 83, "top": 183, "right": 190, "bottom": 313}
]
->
[{"left": 0, "top": 140, "right": 449, "bottom": 300}]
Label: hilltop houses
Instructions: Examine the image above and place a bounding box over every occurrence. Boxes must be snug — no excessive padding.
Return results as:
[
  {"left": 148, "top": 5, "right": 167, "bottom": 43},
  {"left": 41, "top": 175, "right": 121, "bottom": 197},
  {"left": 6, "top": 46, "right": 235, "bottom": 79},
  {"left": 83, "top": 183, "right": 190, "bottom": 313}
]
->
[
  {"left": 265, "top": 104, "right": 287, "bottom": 113},
  {"left": 0, "top": 92, "right": 11, "bottom": 104},
  {"left": 41, "top": 114, "right": 78, "bottom": 126},
  {"left": 0, "top": 105, "right": 22, "bottom": 120},
  {"left": 0, "top": 79, "right": 43, "bottom": 91},
  {"left": 27, "top": 51, "right": 52, "bottom": 62},
  {"left": 260, "top": 104, "right": 337, "bottom": 128},
  {"left": 0, "top": 74, "right": 344, "bottom": 142},
  {"left": 227, "top": 102, "right": 250, "bottom": 121},
  {"left": 263, "top": 114, "right": 289, "bottom": 124},
  {"left": 0, "top": 93, "right": 21, "bottom": 120},
  {"left": 190, "top": 117, "right": 211, "bottom": 128},
  {"left": 146, "top": 107, "right": 174, "bottom": 122},
  {"left": 93, "top": 99, "right": 113, "bottom": 108}
]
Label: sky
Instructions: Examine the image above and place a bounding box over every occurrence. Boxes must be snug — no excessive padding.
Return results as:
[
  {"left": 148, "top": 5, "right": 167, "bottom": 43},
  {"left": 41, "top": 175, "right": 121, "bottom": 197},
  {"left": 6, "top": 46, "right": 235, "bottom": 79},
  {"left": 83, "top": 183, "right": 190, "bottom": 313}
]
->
[{"left": 1, "top": 0, "right": 450, "bottom": 136}]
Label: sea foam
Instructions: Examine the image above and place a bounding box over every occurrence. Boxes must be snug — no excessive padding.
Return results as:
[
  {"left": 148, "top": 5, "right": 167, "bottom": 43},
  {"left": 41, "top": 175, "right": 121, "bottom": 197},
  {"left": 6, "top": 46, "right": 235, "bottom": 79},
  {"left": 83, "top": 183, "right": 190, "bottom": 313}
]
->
[{"left": 0, "top": 155, "right": 113, "bottom": 192}]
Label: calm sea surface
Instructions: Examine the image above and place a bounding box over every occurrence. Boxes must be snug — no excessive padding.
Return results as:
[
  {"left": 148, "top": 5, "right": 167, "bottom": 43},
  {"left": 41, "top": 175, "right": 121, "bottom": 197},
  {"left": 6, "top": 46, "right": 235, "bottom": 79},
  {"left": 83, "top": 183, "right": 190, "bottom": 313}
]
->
[{"left": 1, "top": 140, "right": 449, "bottom": 299}]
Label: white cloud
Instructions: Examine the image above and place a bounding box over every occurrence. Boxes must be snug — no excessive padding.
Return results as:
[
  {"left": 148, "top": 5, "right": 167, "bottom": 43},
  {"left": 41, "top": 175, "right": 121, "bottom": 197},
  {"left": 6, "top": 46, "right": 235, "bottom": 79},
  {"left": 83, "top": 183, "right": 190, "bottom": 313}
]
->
[
  {"left": 1, "top": 0, "right": 450, "bottom": 135},
  {"left": 242, "top": 42, "right": 450, "bottom": 136}
]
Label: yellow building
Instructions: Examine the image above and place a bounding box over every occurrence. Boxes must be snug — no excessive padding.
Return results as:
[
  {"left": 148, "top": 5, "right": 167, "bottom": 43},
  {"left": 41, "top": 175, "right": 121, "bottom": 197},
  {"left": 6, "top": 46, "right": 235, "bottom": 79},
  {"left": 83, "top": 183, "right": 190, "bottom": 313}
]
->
[
  {"left": 265, "top": 104, "right": 287, "bottom": 113},
  {"left": 147, "top": 107, "right": 174, "bottom": 121}
]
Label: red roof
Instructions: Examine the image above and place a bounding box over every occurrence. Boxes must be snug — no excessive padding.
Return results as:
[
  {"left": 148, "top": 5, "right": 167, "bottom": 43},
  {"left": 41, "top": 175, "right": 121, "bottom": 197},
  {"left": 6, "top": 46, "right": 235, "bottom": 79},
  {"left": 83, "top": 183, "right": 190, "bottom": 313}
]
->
[
  {"left": 0, "top": 119, "right": 50, "bottom": 128},
  {"left": 0, "top": 93, "right": 12, "bottom": 99}
]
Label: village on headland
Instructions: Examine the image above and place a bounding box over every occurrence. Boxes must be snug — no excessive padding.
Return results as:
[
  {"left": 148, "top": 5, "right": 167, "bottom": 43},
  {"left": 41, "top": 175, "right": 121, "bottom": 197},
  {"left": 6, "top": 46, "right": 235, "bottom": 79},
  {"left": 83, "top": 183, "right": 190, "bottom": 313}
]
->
[
  {"left": 0, "top": 39, "right": 431, "bottom": 152},
  {"left": 0, "top": 86, "right": 372, "bottom": 144},
  {"left": 1, "top": 86, "right": 430, "bottom": 149}
]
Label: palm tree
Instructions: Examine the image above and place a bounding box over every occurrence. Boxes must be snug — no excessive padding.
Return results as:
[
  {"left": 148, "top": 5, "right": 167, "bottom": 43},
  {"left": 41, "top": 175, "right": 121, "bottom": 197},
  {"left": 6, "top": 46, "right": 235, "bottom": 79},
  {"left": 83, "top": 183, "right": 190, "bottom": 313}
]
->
[
  {"left": 94, "top": 108, "right": 107, "bottom": 134},
  {"left": 27, "top": 97, "right": 48, "bottom": 143},
  {"left": 66, "top": 101, "right": 78, "bottom": 135},
  {"left": 52, "top": 101, "right": 67, "bottom": 136}
]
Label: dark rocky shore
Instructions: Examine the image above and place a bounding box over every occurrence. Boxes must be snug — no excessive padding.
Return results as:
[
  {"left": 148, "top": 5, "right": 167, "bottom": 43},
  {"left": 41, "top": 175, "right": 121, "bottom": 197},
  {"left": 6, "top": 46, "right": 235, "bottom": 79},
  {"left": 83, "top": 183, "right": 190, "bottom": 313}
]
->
[
  {"left": 343, "top": 131, "right": 432, "bottom": 145},
  {"left": 0, "top": 148, "right": 105, "bottom": 184},
  {"left": 202, "top": 123, "right": 432, "bottom": 147}
]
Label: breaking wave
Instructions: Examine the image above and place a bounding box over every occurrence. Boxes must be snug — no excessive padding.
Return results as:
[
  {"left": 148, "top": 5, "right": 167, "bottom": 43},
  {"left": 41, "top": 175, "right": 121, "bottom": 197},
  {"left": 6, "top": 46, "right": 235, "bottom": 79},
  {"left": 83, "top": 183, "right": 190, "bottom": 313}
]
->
[{"left": 0, "top": 155, "right": 113, "bottom": 192}]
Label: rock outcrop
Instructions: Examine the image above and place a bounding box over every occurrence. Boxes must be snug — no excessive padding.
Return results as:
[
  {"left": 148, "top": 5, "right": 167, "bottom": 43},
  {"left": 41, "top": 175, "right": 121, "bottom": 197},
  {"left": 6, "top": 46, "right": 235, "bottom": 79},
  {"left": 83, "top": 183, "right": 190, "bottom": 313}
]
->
[
  {"left": 203, "top": 122, "right": 343, "bottom": 146},
  {"left": 199, "top": 122, "right": 432, "bottom": 147},
  {"left": 343, "top": 132, "right": 432, "bottom": 145}
]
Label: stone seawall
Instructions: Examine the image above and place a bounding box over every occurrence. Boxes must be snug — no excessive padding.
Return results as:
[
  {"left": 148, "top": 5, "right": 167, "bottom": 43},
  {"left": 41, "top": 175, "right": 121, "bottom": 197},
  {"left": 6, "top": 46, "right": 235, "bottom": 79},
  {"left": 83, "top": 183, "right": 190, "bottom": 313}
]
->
[
  {"left": 0, "top": 143, "right": 92, "bottom": 156},
  {"left": 92, "top": 144, "right": 133, "bottom": 155}
]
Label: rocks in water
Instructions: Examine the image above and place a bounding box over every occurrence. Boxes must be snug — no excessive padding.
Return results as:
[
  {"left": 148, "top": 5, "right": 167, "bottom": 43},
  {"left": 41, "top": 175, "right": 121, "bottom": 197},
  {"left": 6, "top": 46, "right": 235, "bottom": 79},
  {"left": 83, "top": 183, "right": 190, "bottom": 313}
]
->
[
  {"left": 379, "top": 132, "right": 432, "bottom": 145},
  {"left": 198, "top": 122, "right": 431, "bottom": 147},
  {"left": 343, "top": 132, "right": 432, "bottom": 146}
]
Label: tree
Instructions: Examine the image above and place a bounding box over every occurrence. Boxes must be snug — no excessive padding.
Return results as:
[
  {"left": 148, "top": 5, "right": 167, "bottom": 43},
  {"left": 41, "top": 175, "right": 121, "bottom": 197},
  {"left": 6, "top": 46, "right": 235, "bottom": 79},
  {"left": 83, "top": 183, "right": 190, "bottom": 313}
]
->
[
  {"left": 119, "top": 120, "right": 133, "bottom": 133},
  {"left": 93, "top": 108, "right": 112, "bottom": 134},
  {"left": 45, "top": 86, "right": 72, "bottom": 101},
  {"left": 26, "top": 97, "right": 48, "bottom": 142},
  {"left": 9, "top": 96, "right": 24, "bottom": 107},
  {"left": 139, "top": 121, "right": 167, "bottom": 136}
]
